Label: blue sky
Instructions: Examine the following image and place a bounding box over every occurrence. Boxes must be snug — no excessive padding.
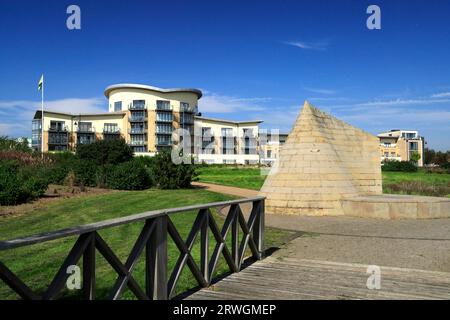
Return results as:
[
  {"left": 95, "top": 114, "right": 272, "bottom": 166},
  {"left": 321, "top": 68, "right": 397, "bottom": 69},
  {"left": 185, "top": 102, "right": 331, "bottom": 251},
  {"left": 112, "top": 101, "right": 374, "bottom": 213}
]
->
[{"left": 0, "top": 0, "right": 449, "bottom": 150}]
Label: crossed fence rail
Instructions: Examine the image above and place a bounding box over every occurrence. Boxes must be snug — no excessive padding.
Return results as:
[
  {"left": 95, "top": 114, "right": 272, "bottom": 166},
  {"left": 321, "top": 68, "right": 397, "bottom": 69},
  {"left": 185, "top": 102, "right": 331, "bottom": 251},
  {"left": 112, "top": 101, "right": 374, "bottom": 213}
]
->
[{"left": 0, "top": 197, "right": 265, "bottom": 300}]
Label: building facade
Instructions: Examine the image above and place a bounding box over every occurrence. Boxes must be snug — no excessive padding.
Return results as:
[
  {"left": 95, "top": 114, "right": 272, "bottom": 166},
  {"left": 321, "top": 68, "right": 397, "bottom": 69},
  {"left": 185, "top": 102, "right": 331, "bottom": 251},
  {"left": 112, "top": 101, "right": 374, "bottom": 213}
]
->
[
  {"left": 32, "top": 83, "right": 267, "bottom": 164},
  {"left": 259, "top": 132, "right": 289, "bottom": 165},
  {"left": 378, "top": 130, "right": 424, "bottom": 166},
  {"left": 194, "top": 117, "right": 261, "bottom": 164}
]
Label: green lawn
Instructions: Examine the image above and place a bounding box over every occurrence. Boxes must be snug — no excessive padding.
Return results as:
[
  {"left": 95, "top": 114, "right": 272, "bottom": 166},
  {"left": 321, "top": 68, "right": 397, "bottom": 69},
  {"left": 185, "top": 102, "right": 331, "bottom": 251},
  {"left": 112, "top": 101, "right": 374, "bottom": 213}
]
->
[
  {"left": 196, "top": 166, "right": 265, "bottom": 190},
  {"left": 0, "top": 188, "right": 295, "bottom": 300},
  {"left": 197, "top": 166, "right": 450, "bottom": 197},
  {"left": 382, "top": 171, "right": 450, "bottom": 197}
]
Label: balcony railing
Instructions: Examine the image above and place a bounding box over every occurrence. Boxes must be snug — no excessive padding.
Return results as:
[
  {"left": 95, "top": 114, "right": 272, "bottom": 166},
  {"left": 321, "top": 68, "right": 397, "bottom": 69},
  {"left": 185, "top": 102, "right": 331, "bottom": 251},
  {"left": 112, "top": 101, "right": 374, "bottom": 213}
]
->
[
  {"left": 128, "top": 104, "right": 147, "bottom": 111},
  {"left": 129, "top": 141, "right": 147, "bottom": 146},
  {"left": 129, "top": 116, "right": 147, "bottom": 122},
  {"left": 48, "top": 139, "right": 69, "bottom": 145},
  {"left": 156, "top": 103, "right": 172, "bottom": 111},
  {"left": 48, "top": 125, "right": 69, "bottom": 132},
  {"left": 77, "top": 126, "right": 95, "bottom": 133},
  {"left": 103, "top": 128, "right": 120, "bottom": 134},
  {"left": 128, "top": 128, "right": 146, "bottom": 134},
  {"left": 156, "top": 140, "right": 172, "bottom": 146}
]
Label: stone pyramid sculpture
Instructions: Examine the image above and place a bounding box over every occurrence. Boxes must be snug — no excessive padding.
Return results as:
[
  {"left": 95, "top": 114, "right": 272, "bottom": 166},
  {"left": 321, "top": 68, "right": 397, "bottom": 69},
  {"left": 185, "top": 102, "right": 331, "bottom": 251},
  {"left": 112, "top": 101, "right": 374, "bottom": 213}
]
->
[{"left": 259, "top": 101, "right": 382, "bottom": 216}]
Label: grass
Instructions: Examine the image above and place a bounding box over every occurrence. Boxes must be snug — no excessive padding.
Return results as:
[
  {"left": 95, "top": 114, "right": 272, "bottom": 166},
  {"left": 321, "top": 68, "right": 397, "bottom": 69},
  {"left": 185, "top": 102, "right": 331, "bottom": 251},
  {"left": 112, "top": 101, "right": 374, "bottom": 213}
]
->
[
  {"left": 0, "top": 188, "right": 295, "bottom": 300},
  {"left": 197, "top": 165, "right": 450, "bottom": 197},
  {"left": 196, "top": 166, "right": 265, "bottom": 190},
  {"left": 382, "top": 171, "right": 450, "bottom": 197}
]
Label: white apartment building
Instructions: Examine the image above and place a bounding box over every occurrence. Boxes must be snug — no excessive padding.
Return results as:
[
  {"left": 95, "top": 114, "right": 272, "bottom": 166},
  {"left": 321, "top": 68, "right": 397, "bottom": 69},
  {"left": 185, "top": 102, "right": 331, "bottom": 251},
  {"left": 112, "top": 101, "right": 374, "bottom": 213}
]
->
[{"left": 31, "top": 83, "right": 266, "bottom": 164}]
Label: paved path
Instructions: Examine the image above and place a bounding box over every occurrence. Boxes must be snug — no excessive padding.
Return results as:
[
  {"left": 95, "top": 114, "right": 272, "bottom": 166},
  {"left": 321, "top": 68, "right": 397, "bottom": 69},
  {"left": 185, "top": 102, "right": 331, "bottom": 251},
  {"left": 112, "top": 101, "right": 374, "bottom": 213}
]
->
[
  {"left": 192, "top": 181, "right": 258, "bottom": 198},
  {"left": 193, "top": 181, "right": 450, "bottom": 272}
]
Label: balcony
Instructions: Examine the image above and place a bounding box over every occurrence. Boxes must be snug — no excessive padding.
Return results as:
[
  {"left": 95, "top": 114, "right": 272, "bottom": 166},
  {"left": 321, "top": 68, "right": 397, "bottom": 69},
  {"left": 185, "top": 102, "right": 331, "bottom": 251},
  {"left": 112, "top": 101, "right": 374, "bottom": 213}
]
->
[
  {"left": 156, "top": 140, "right": 172, "bottom": 146},
  {"left": 129, "top": 115, "right": 147, "bottom": 122},
  {"left": 156, "top": 129, "right": 172, "bottom": 135},
  {"left": 48, "top": 125, "right": 69, "bottom": 132},
  {"left": 103, "top": 128, "right": 120, "bottom": 134},
  {"left": 155, "top": 115, "right": 173, "bottom": 123},
  {"left": 156, "top": 103, "right": 172, "bottom": 111},
  {"left": 128, "top": 103, "right": 146, "bottom": 111},
  {"left": 77, "top": 126, "right": 95, "bottom": 133},
  {"left": 48, "top": 138, "right": 69, "bottom": 145},
  {"left": 128, "top": 128, "right": 146, "bottom": 134},
  {"left": 129, "top": 140, "right": 147, "bottom": 146}
]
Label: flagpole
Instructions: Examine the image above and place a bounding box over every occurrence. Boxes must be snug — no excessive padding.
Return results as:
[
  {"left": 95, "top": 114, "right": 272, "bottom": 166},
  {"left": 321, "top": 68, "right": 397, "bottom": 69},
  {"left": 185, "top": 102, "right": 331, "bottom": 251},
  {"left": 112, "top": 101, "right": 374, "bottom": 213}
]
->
[{"left": 41, "top": 75, "right": 44, "bottom": 157}]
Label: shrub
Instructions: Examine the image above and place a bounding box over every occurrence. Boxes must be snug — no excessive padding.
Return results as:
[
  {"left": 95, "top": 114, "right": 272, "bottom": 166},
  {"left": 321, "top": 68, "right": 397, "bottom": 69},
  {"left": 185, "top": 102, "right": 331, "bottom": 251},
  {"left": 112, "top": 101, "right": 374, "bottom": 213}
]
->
[
  {"left": 0, "top": 136, "right": 31, "bottom": 152},
  {"left": 72, "top": 159, "right": 99, "bottom": 187},
  {"left": 106, "top": 160, "right": 151, "bottom": 190},
  {"left": 382, "top": 160, "right": 418, "bottom": 172},
  {"left": 151, "top": 150, "right": 197, "bottom": 189},
  {"left": 46, "top": 152, "right": 78, "bottom": 184},
  {"left": 0, "top": 161, "right": 49, "bottom": 205},
  {"left": 76, "top": 139, "right": 133, "bottom": 166}
]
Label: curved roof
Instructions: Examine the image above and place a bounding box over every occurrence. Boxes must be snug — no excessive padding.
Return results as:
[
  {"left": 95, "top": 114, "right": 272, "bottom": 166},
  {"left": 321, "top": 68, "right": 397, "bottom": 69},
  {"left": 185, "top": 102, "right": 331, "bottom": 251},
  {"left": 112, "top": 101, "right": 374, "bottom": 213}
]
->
[{"left": 104, "top": 83, "right": 202, "bottom": 99}]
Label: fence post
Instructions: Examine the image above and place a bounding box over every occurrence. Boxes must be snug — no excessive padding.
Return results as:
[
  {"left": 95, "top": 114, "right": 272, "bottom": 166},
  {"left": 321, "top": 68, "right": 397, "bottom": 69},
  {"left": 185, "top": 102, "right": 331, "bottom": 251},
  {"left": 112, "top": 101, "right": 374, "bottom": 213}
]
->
[
  {"left": 252, "top": 199, "right": 265, "bottom": 260},
  {"left": 200, "top": 209, "right": 209, "bottom": 285},
  {"left": 146, "top": 215, "right": 168, "bottom": 300},
  {"left": 83, "top": 232, "right": 96, "bottom": 300}
]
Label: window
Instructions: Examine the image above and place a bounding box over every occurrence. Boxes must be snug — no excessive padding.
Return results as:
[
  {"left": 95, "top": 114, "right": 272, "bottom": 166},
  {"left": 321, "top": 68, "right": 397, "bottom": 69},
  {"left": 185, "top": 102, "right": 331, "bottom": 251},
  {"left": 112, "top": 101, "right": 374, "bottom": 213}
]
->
[
  {"left": 267, "top": 150, "right": 272, "bottom": 158},
  {"left": 156, "top": 112, "right": 173, "bottom": 122},
  {"left": 104, "top": 123, "right": 119, "bottom": 133},
  {"left": 78, "top": 122, "right": 93, "bottom": 132},
  {"left": 50, "top": 121, "right": 65, "bottom": 131},
  {"left": 132, "top": 100, "right": 145, "bottom": 109},
  {"left": 156, "top": 100, "right": 171, "bottom": 110},
  {"left": 157, "top": 135, "right": 172, "bottom": 145},
  {"left": 180, "top": 102, "right": 190, "bottom": 112},
  {"left": 156, "top": 123, "right": 172, "bottom": 134},
  {"left": 114, "top": 101, "right": 122, "bottom": 112},
  {"left": 409, "top": 142, "right": 418, "bottom": 150},
  {"left": 181, "top": 113, "right": 193, "bottom": 124}
]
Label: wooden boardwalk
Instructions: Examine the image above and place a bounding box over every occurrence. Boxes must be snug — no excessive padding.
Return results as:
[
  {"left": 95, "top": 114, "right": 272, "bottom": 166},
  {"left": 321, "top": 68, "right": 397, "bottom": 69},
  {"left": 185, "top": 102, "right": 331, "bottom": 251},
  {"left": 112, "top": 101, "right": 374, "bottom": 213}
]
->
[{"left": 187, "top": 257, "right": 450, "bottom": 300}]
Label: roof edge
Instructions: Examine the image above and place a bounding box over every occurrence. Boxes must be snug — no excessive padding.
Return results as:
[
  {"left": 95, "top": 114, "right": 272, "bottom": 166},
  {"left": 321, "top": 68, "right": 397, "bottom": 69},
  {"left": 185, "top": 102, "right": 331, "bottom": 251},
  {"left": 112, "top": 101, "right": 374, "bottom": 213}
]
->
[{"left": 104, "top": 83, "right": 203, "bottom": 99}]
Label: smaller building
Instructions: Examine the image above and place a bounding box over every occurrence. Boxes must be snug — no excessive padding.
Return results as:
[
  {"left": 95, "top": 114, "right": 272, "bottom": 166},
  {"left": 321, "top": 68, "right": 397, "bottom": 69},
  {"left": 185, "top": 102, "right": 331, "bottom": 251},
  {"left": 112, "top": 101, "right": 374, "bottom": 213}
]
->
[
  {"left": 377, "top": 129, "right": 424, "bottom": 166},
  {"left": 259, "top": 132, "right": 289, "bottom": 165},
  {"left": 194, "top": 116, "right": 262, "bottom": 164}
]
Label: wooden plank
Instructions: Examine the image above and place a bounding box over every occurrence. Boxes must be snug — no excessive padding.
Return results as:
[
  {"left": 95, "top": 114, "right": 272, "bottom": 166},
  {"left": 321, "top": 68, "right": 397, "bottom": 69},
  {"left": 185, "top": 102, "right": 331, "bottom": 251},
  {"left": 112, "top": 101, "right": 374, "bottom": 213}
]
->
[{"left": 186, "top": 258, "right": 450, "bottom": 300}]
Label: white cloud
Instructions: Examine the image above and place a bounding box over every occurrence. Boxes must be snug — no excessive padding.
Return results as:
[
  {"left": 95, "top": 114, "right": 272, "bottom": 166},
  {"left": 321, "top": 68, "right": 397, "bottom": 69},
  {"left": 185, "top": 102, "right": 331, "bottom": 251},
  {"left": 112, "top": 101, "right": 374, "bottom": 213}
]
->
[
  {"left": 431, "top": 92, "right": 450, "bottom": 98},
  {"left": 354, "top": 98, "right": 450, "bottom": 107},
  {"left": 303, "top": 87, "right": 337, "bottom": 95},
  {"left": 284, "top": 40, "right": 329, "bottom": 51},
  {"left": 0, "top": 97, "right": 106, "bottom": 138}
]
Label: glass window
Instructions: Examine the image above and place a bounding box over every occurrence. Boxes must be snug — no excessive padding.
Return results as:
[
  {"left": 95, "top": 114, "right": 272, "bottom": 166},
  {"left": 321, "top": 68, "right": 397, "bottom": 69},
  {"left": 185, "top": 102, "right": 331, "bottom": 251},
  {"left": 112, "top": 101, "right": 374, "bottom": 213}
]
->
[
  {"left": 156, "top": 123, "right": 172, "bottom": 134},
  {"left": 156, "top": 112, "right": 173, "bottom": 122},
  {"left": 156, "top": 100, "right": 171, "bottom": 110},
  {"left": 180, "top": 102, "right": 190, "bottom": 112},
  {"left": 104, "top": 123, "right": 119, "bottom": 133},
  {"left": 132, "top": 100, "right": 145, "bottom": 109},
  {"left": 114, "top": 101, "right": 122, "bottom": 112}
]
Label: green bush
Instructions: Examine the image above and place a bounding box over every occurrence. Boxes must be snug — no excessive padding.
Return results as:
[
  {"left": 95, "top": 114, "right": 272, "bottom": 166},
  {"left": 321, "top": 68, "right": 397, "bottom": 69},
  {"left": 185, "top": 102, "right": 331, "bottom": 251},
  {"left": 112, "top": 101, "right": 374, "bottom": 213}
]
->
[
  {"left": 76, "top": 139, "right": 133, "bottom": 166},
  {"left": 106, "top": 160, "right": 152, "bottom": 190},
  {"left": 72, "top": 159, "right": 99, "bottom": 187},
  {"left": 0, "top": 161, "right": 49, "bottom": 205},
  {"left": 46, "top": 152, "right": 78, "bottom": 184},
  {"left": 151, "top": 150, "right": 197, "bottom": 189},
  {"left": 382, "top": 160, "right": 418, "bottom": 172}
]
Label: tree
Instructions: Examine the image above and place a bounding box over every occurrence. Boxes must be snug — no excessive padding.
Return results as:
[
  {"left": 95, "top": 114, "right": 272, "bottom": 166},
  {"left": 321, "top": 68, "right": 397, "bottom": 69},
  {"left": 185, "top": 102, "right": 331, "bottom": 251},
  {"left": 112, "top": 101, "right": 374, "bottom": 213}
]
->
[{"left": 410, "top": 151, "right": 421, "bottom": 164}]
